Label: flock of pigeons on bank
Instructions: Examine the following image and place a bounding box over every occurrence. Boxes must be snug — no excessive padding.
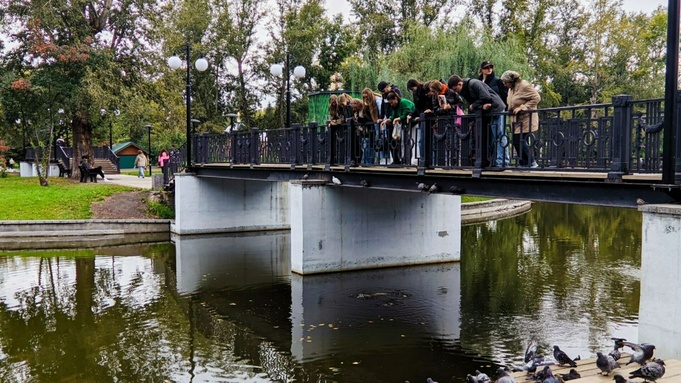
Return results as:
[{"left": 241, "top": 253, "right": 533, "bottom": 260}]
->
[{"left": 416, "top": 338, "right": 666, "bottom": 383}]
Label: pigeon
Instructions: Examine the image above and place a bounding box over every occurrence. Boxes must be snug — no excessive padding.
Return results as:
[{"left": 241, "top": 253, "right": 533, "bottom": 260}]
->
[
  {"left": 534, "top": 365, "right": 550, "bottom": 382},
  {"left": 629, "top": 359, "right": 666, "bottom": 382},
  {"left": 360, "top": 179, "right": 369, "bottom": 187},
  {"left": 525, "top": 338, "right": 538, "bottom": 363},
  {"left": 623, "top": 341, "right": 655, "bottom": 365},
  {"left": 523, "top": 356, "right": 553, "bottom": 373},
  {"left": 560, "top": 369, "right": 581, "bottom": 381},
  {"left": 466, "top": 371, "right": 490, "bottom": 383},
  {"left": 612, "top": 374, "right": 637, "bottom": 383},
  {"left": 596, "top": 351, "right": 620, "bottom": 375},
  {"left": 417, "top": 182, "right": 428, "bottom": 191},
  {"left": 613, "top": 374, "right": 636, "bottom": 383},
  {"left": 609, "top": 338, "right": 626, "bottom": 361},
  {"left": 553, "top": 346, "right": 577, "bottom": 367},
  {"left": 542, "top": 366, "right": 559, "bottom": 383},
  {"left": 495, "top": 368, "right": 516, "bottom": 383},
  {"left": 332, "top": 176, "right": 341, "bottom": 185},
  {"left": 449, "top": 186, "right": 466, "bottom": 194},
  {"left": 302, "top": 173, "right": 309, "bottom": 180},
  {"left": 475, "top": 370, "right": 491, "bottom": 383},
  {"left": 428, "top": 183, "right": 439, "bottom": 193}
]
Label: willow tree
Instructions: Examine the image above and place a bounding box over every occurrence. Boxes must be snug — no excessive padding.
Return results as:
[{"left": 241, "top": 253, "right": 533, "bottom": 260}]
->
[{"left": 347, "top": 24, "right": 532, "bottom": 100}]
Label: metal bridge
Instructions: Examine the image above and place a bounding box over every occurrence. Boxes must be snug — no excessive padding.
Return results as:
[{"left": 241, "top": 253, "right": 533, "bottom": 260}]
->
[{"left": 177, "top": 95, "right": 681, "bottom": 208}]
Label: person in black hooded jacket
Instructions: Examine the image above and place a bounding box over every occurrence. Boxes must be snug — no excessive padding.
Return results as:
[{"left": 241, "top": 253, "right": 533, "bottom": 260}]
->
[{"left": 478, "top": 60, "right": 508, "bottom": 109}]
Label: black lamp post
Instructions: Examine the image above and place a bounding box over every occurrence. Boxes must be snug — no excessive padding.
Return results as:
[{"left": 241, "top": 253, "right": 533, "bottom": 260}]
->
[
  {"left": 270, "top": 52, "right": 306, "bottom": 128},
  {"left": 16, "top": 119, "right": 24, "bottom": 149},
  {"left": 145, "top": 124, "right": 153, "bottom": 176},
  {"left": 100, "top": 108, "right": 120, "bottom": 149},
  {"left": 662, "top": 0, "right": 681, "bottom": 184},
  {"left": 168, "top": 45, "right": 208, "bottom": 168}
]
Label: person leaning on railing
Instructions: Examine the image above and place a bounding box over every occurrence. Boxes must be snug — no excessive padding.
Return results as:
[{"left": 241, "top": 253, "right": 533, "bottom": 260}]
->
[
  {"left": 500, "top": 70, "right": 541, "bottom": 169},
  {"left": 328, "top": 94, "right": 353, "bottom": 165},
  {"left": 448, "top": 74, "right": 508, "bottom": 169},
  {"left": 361, "top": 88, "right": 383, "bottom": 165},
  {"left": 380, "top": 91, "right": 415, "bottom": 165}
]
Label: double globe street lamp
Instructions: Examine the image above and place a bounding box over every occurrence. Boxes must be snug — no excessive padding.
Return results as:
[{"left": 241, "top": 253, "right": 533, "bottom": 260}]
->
[
  {"left": 168, "top": 45, "right": 208, "bottom": 167},
  {"left": 270, "top": 53, "right": 306, "bottom": 128}
]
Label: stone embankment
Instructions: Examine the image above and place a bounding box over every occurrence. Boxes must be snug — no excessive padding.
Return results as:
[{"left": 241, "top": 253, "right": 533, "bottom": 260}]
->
[
  {"left": 0, "top": 220, "right": 171, "bottom": 250},
  {"left": 461, "top": 199, "right": 532, "bottom": 225},
  {"left": 0, "top": 199, "right": 530, "bottom": 250}
]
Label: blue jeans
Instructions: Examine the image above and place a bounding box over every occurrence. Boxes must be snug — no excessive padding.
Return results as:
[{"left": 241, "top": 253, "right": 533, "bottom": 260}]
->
[
  {"left": 138, "top": 166, "right": 146, "bottom": 177},
  {"left": 490, "top": 115, "right": 509, "bottom": 167}
]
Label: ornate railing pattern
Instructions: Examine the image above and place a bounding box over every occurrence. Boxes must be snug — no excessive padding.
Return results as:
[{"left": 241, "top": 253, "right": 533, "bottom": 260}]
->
[{"left": 191, "top": 95, "right": 666, "bottom": 180}]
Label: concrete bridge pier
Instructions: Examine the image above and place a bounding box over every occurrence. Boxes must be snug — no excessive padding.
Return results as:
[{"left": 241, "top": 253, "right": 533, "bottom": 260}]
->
[
  {"left": 289, "top": 180, "right": 461, "bottom": 274},
  {"left": 172, "top": 173, "right": 289, "bottom": 235},
  {"left": 638, "top": 204, "right": 681, "bottom": 359}
]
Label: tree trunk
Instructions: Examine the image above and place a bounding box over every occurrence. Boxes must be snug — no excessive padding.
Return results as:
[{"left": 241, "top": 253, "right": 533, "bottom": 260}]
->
[{"left": 72, "top": 111, "right": 94, "bottom": 173}]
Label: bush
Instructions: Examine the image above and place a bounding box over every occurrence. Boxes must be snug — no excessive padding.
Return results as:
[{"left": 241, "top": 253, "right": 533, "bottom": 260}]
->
[{"left": 146, "top": 199, "right": 175, "bottom": 219}]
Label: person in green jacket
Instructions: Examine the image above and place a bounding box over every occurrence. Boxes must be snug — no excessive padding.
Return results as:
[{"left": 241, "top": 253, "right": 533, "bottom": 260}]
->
[{"left": 380, "top": 91, "right": 415, "bottom": 165}]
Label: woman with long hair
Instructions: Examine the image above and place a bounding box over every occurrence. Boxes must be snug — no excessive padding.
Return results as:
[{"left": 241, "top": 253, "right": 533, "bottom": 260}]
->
[{"left": 361, "top": 88, "right": 383, "bottom": 164}]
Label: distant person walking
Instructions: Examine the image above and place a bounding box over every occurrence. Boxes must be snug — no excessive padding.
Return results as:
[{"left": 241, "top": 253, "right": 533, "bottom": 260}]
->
[
  {"left": 134, "top": 150, "right": 147, "bottom": 178},
  {"left": 158, "top": 149, "right": 170, "bottom": 186}
]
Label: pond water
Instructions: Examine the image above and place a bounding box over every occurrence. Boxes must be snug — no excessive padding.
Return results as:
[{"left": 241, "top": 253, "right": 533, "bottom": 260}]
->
[{"left": 0, "top": 202, "right": 643, "bottom": 383}]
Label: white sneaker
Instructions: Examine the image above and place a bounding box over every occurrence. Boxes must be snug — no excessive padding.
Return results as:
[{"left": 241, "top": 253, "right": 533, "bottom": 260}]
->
[{"left": 530, "top": 161, "right": 539, "bottom": 169}]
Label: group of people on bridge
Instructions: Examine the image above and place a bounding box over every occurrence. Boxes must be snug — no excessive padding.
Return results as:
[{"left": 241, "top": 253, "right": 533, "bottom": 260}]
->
[{"left": 327, "top": 61, "right": 541, "bottom": 169}]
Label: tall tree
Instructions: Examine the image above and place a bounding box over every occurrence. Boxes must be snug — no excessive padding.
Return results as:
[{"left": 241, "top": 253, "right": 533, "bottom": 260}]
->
[
  {"left": 0, "top": 0, "right": 158, "bottom": 182},
  {"left": 347, "top": 0, "right": 461, "bottom": 60}
]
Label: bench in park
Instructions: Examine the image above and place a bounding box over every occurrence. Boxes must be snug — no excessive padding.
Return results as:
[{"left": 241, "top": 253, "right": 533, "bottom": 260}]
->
[
  {"left": 78, "top": 164, "right": 100, "bottom": 183},
  {"left": 57, "top": 161, "right": 72, "bottom": 178}
]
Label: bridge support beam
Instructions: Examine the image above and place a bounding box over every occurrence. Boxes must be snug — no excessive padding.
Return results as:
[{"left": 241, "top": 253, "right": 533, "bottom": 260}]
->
[
  {"left": 172, "top": 173, "right": 289, "bottom": 235},
  {"left": 289, "top": 180, "right": 461, "bottom": 274},
  {"left": 638, "top": 204, "right": 681, "bottom": 359}
]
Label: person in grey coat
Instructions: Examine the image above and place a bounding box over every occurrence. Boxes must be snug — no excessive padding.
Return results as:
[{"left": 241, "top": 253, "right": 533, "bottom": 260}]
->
[{"left": 448, "top": 75, "right": 509, "bottom": 168}]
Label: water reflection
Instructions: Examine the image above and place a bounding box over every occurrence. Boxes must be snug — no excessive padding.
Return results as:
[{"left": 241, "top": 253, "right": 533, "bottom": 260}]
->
[{"left": 0, "top": 203, "right": 660, "bottom": 383}]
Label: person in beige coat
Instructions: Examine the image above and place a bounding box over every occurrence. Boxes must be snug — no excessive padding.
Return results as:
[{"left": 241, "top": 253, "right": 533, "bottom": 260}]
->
[
  {"left": 501, "top": 70, "right": 541, "bottom": 168},
  {"left": 134, "top": 150, "right": 148, "bottom": 178}
]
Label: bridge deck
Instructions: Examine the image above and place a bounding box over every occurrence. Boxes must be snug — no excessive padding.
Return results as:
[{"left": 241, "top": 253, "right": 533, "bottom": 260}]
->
[
  {"left": 510, "top": 354, "right": 681, "bottom": 383},
  {"left": 216, "top": 163, "right": 661, "bottom": 181},
  {"left": 195, "top": 163, "right": 677, "bottom": 207}
]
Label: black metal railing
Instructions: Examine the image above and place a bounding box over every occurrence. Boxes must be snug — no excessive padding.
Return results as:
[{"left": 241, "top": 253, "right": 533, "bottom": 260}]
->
[{"left": 188, "top": 95, "right": 668, "bottom": 181}]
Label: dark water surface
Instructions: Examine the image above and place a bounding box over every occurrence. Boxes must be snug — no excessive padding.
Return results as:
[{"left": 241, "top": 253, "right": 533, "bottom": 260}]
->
[{"left": 0, "top": 202, "right": 643, "bottom": 382}]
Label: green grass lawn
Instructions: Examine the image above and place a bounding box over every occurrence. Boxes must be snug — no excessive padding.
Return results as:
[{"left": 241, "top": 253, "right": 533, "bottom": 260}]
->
[{"left": 0, "top": 175, "right": 134, "bottom": 220}]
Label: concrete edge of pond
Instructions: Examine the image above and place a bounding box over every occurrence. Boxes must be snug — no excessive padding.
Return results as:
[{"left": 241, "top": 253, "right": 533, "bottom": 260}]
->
[
  {"left": 0, "top": 220, "right": 172, "bottom": 251},
  {"left": 0, "top": 199, "right": 531, "bottom": 250},
  {"left": 461, "top": 199, "right": 532, "bottom": 225}
]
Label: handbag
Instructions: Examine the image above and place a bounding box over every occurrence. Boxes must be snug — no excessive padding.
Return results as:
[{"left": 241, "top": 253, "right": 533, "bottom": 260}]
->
[{"left": 392, "top": 121, "right": 402, "bottom": 140}]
